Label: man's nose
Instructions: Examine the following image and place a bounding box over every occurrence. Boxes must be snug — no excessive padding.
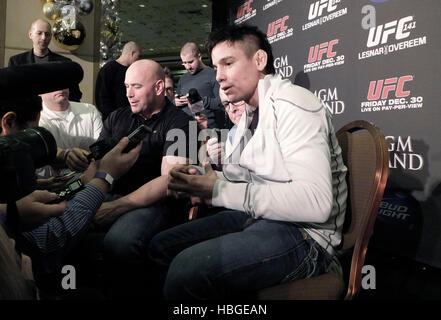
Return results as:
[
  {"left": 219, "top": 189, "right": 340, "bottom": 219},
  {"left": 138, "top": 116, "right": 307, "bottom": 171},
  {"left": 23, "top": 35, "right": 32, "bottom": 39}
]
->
[{"left": 216, "top": 68, "right": 224, "bottom": 83}]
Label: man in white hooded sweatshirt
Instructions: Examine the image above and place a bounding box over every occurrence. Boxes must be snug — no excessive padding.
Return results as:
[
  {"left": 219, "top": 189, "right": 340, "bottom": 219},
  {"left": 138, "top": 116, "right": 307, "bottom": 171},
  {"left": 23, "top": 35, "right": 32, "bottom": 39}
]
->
[{"left": 149, "top": 24, "right": 348, "bottom": 300}]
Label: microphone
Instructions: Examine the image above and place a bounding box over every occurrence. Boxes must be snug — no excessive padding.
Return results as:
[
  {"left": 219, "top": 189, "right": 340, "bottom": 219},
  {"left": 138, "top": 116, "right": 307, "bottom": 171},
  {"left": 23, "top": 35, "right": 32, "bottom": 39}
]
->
[
  {"left": 0, "top": 61, "right": 84, "bottom": 99},
  {"left": 187, "top": 88, "right": 204, "bottom": 115},
  {"left": 187, "top": 88, "right": 202, "bottom": 104}
]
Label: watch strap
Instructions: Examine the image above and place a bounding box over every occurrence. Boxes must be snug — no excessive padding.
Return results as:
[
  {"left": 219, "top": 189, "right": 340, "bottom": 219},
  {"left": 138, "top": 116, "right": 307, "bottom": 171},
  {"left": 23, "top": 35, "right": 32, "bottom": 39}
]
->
[{"left": 94, "top": 171, "right": 114, "bottom": 186}]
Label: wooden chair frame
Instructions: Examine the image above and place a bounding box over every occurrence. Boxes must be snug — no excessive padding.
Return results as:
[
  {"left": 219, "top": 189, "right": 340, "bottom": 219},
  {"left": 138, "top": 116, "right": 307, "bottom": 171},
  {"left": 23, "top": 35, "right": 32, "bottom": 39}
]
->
[{"left": 257, "top": 120, "right": 389, "bottom": 300}]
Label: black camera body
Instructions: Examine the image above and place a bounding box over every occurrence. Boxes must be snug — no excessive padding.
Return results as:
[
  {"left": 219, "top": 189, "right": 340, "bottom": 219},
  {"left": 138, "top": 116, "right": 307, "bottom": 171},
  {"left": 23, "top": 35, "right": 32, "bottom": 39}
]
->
[{"left": 0, "top": 127, "right": 57, "bottom": 202}]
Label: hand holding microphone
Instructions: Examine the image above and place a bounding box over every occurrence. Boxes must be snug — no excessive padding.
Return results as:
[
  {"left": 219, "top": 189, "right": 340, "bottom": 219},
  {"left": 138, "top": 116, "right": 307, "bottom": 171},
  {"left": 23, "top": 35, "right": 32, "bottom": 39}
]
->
[{"left": 206, "top": 137, "right": 225, "bottom": 165}]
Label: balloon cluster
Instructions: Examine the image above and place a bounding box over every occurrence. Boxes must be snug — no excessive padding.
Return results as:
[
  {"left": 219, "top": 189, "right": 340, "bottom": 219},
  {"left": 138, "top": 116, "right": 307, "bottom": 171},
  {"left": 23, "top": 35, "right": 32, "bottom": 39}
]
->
[
  {"left": 41, "top": 0, "right": 94, "bottom": 51},
  {"left": 100, "top": 0, "right": 122, "bottom": 65}
]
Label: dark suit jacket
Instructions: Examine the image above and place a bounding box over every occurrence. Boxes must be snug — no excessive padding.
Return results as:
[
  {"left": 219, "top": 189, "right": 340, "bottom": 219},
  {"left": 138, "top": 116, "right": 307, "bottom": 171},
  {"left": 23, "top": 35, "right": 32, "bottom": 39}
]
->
[{"left": 8, "top": 49, "right": 83, "bottom": 102}]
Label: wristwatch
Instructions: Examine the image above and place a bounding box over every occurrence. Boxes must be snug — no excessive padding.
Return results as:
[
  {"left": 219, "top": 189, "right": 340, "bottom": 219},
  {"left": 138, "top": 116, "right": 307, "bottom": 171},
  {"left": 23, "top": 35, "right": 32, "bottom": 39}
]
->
[{"left": 94, "top": 171, "right": 114, "bottom": 187}]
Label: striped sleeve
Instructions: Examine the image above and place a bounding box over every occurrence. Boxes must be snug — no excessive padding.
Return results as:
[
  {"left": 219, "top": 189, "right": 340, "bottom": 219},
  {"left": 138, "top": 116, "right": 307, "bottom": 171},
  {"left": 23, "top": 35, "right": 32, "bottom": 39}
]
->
[{"left": 22, "top": 184, "right": 105, "bottom": 272}]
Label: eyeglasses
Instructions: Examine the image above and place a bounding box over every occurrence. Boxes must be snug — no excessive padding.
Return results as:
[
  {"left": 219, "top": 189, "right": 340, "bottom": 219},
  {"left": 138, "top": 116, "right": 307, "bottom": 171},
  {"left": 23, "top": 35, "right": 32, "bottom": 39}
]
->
[
  {"left": 165, "top": 87, "right": 174, "bottom": 92},
  {"left": 223, "top": 100, "right": 245, "bottom": 111}
]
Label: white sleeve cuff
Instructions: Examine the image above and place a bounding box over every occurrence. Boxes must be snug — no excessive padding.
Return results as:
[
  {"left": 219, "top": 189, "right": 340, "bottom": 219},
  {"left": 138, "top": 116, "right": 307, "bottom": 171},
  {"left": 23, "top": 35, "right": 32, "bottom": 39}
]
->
[{"left": 212, "top": 179, "right": 247, "bottom": 212}]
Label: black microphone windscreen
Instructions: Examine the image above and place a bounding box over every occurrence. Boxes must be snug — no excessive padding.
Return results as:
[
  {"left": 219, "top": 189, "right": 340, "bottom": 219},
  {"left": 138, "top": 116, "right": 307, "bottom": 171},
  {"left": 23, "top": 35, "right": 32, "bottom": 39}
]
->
[
  {"left": 0, "top": 61, "right": 84, "bottom": 99},
  {"left": 188, "top": 88, "right": 202, "bottom": 104}
]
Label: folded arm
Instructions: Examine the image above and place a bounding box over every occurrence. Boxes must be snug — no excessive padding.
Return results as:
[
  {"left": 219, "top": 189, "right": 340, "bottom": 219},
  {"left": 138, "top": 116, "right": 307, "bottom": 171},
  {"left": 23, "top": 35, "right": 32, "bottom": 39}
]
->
[{"left": 94, "top": 155, "right": 189, "bottom": 225}]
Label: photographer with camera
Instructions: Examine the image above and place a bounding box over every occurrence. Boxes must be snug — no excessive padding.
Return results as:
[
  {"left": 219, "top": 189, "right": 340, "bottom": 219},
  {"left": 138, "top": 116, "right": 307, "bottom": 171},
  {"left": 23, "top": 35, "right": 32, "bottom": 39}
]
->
[
  {"left": 0, "top": 95, "right": 65, "bottom": 230},
  {"left": 0, "top": 95, "right": 141, "bottom": 279}
]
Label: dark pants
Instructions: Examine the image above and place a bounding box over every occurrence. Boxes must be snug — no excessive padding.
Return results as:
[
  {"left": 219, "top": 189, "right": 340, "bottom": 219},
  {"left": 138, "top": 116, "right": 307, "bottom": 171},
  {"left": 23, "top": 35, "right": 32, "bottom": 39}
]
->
[
  {"left": 100, "top": 197, "right": 187, "bottom": 298},
  {"left": 149, "top": 210, "right": 333, "bottom": 300}
]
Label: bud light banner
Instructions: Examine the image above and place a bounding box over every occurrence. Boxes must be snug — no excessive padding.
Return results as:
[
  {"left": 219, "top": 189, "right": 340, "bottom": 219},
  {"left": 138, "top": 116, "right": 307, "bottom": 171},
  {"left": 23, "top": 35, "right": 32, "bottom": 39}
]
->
[{"left": 224, "top": 0, "right": 441, "bottom": 268}]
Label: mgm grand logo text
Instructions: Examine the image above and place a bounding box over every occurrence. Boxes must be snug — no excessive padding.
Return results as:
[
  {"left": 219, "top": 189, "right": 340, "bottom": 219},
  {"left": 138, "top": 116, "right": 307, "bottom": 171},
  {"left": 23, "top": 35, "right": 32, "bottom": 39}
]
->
[
  {"left": 313, "top": 87, "right": 345, "bottom": 115},
  {"left": 386, "top": 136, "right": 424, "bottom": 171},
  {"left": 273, "top": 55, "right": 293, "bottom": 78}
]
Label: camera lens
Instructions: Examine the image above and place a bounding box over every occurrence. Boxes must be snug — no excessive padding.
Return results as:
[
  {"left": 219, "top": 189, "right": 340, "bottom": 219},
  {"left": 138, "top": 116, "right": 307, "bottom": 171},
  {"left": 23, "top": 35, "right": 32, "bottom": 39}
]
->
[{"left": 0, "top": 127, "right": 57, "bottom": 167}]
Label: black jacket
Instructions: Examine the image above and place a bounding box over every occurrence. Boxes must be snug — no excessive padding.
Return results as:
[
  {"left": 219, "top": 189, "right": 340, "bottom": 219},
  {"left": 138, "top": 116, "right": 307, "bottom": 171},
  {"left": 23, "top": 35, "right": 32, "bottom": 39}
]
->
[{"left": 8, "top": 49, "right": 83, "bottom": 102}]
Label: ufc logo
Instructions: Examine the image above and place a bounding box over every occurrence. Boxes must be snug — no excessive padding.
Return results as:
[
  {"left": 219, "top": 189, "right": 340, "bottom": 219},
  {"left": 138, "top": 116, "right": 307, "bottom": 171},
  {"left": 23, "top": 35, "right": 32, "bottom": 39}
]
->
[
  {"left": 237, "top": 0, "right": 254, "bottom": 19},
  {"left": 367, "top": 16, "right": 413, "bottom": 47},
  {"left": 267, "top": 16, "right": 289, "bottom": 37},
  {"left": 367, "top": 75, "right": 413, "bottom": 100},
  {"left": 308, "top": 39, "right": 339, "bottom": 63},
  {"left": 308, "top": 0, "right": 338, "bottom": 20}
]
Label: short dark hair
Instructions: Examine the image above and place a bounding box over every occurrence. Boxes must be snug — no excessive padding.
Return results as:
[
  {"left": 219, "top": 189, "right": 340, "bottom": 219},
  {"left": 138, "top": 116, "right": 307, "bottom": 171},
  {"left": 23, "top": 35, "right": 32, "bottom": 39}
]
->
[
  {"left": 206, "top": 24, "right": 275, "bottom": 75},
  {"left": 0, "top": 96, "right": 42, "bottom": 133}
]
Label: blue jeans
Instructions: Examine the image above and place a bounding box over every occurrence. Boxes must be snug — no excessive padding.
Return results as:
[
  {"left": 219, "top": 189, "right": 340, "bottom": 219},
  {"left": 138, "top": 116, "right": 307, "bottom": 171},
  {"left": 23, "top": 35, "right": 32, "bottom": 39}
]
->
[
  {"left": 98, "top": 195, "right": 187, "bottom": 298},
  {"left": 100, "top": 194, "right": 186, "bottom": 261},
  {"left": 148, "top": 210, "right": 333, "bottom": 300}
]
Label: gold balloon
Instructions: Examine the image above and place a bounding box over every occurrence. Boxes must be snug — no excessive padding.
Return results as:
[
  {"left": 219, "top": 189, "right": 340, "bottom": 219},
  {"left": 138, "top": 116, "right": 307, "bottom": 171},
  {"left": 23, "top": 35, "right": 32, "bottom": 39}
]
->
[
  {"left": 42, "top": 1, "right": 61, "bottom": 21},
  {"left": 52, "top": 18, "right": 86, "bottom": 51}
]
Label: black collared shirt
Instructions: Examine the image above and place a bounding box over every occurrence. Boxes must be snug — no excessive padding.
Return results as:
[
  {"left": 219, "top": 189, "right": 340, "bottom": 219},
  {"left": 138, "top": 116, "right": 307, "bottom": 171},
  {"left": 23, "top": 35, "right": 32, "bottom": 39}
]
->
[{"left": 97, "top": 100, "right": 194, "bottom": 195}]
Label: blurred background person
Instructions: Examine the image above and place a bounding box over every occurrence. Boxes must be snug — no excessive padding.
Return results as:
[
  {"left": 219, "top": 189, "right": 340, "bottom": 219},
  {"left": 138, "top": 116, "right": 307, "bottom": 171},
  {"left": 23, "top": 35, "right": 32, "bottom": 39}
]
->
[
  {"left": 95, "top": 41, "right": 141, "bottom": 120},
  {"left": 204, "top": 88, "right": 246, "bottom": 167},
  {"left": 163, "top": 67, "right": 176, "bottom": 103},
  {"left": 175, "top": 42, "right": 226, "bottom": 129},
  {"left": 38, "top": 88, "right": 103, "bottom": 178},
  {"left": 8, "top": 19, "right": 82, "bottom": 102}
]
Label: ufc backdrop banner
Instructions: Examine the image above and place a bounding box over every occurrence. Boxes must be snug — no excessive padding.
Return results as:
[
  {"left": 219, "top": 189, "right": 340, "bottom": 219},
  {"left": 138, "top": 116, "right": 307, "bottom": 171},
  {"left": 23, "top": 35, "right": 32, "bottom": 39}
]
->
[{"left": 225, "top": 0, "right": 441, "bottom": 268}]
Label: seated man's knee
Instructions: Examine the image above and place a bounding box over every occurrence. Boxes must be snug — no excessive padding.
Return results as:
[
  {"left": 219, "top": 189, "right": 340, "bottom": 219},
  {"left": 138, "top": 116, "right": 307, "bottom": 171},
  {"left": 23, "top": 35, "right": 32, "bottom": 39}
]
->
[
  {"left": 101, "top": 228, "right": 144, "bottom": 261},
  {"left": 101, "top": 232, "right": 128, "bottom": 260},
  {"left": 147, "top": 233, "right": 166, "bottom": 266},
  {"left": 163, "top": 248, "right": 214, "bottom": 300}
]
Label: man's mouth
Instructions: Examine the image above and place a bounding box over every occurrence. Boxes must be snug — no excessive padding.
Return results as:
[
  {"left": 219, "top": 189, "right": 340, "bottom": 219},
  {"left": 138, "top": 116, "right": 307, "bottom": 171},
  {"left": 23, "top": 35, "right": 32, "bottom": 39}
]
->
[{"left": 221, "top": 86, "right": 232, "bottom": 94}]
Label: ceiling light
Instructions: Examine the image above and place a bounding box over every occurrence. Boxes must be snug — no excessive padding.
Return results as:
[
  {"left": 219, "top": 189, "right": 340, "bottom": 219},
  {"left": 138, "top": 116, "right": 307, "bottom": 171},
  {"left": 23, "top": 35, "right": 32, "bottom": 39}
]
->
[
  {"left": 149, "top": 48, "right": 155, "bottom": 51},
  {"left": 202, "top": 4, "right": 208, "bottom": 8},
  {"left": 128, "top": 20, "right": 132, "bottom": 23},
  {"left": 139, "top": 4, "right": 145, "bottom": 8}
]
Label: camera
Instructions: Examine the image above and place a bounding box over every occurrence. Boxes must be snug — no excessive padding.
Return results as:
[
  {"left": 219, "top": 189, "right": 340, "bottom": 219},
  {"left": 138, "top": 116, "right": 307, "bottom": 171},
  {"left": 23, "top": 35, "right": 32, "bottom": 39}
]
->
[
  {"left": 87, "top": 124, "right": 153, "bottom": 162},
  {"left": 0, "top": 127, "right": 57, "bottom": 201},
  {"left": 0, "top": 61, "right": 84, "bottom": 203}
]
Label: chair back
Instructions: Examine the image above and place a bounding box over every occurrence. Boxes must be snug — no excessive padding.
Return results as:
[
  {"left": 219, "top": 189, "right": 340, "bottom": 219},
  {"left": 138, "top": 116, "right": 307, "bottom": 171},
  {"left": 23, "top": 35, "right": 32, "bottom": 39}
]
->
[{"left": 336, "top": 120, "right": 389, "bottom": 299}]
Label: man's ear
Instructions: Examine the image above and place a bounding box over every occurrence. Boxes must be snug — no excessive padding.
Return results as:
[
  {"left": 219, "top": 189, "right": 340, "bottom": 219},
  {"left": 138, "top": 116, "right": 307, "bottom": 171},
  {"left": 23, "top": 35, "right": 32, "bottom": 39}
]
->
[
  {"left": 156, "top": 79, "right": 165, "bottom": 96},
  {"left": 1, "top": 112, "right": 18, "bottom": 135},
  {"left": 254, "top": 49, "right": 268, "bottom": 72},
  {"left": 28, "top": 29, "right": 33, "bottom": 40}
]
